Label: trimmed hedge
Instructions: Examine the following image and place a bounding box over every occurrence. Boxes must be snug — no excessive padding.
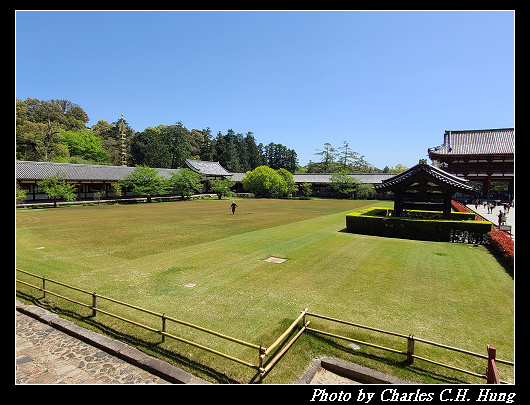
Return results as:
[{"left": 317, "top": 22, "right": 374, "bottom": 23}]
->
[{"left": 346, "top": 207, "right": 493, "bottom": 243}]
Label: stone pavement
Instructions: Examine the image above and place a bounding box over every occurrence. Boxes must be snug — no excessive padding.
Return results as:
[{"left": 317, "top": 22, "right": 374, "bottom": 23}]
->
[
  {"left": 465, "top": 203, "right": 515, "bottom": 239},
  {"left": 16, "top": 309, "right": 170, "bottom": 384},
  {"left": 15, "top": 300, "right": 208, "bottom": 384}
]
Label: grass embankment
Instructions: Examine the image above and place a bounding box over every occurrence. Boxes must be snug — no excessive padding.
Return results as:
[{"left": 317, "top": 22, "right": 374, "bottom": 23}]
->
[{"left": 16, "top": 198, "right": 514, "bottom": 383}]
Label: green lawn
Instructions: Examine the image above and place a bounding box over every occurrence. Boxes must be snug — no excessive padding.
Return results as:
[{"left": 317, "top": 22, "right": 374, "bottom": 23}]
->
[{"left": 16, "top": 198, "right": 514, "bottom": 383}]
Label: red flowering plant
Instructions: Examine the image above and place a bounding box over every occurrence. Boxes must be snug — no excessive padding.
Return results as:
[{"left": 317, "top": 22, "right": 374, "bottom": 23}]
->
[
  {"left": 451, "top": 200, "right": 479, "bottom": 220},
  {"left": 487, "top": 229, "right": 514, "bottom": 267}
]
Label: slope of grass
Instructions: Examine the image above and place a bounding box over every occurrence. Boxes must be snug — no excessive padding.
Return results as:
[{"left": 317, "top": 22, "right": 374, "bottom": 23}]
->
[{"left": 16, "top": 198, "right": 514, "bottom": 383}]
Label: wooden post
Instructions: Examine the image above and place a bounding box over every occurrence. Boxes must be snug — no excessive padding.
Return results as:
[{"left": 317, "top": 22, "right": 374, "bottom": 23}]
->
[
  {"left": 486, "top": 344, "right": 499, "bottom": 384},
  {"left": 443, "top": 193, "right": 452, "bottom": 220},
  {"left": 407, "top": 335, "right": 415, "bottom": 364},
  {"left": 259, "top": 346, "right": 266, "bottom": 383},
  {"left": 91, "top": 292, "right": 98, "bottom": 317},
  {"left": 162, "top": 313, "right": 166, "bottom": 343},
  {"left": 42, "top": 276, "right": 46, "bottom": 299}
]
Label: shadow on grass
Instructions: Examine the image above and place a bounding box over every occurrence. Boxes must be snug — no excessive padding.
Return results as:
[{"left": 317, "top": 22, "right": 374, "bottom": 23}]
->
[
  {"left": 484, "top": 245, "right": 514, "bottom": 279},
  {"left": 16, "top": 291, "right": 241, "bottom": 384},
  {"left": 305, "top": 330, "right": 470, "bottom": 384}
]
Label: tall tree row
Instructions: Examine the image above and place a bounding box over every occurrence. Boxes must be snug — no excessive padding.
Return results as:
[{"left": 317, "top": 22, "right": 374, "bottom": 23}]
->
[{"left": 16, "top": 97, "right": 299, "bottom": 173}]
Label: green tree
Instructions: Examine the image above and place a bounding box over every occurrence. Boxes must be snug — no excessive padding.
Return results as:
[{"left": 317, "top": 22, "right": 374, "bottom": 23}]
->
[
  {"left": 16, "top": 98, "right": 91, "bottom": 161},
  {"left": 121, "top": 166, "right": 166, "bottom": 203},
  {"left": 198, "top": 127, "right": 216, "bottom": 161},
  {"left": 16, "top": 183, "right": 27, "bottom": 204},
  {"left": 209, "top": 178, "right": 235, "bottom": 199},
  {"left": 276, "top": 168, "right": 298, "bottom": 197},
  {"left": 314, "top": 142, "right": 337, "bottom": 172},
  {"left": 167, "top": 168, "right": 202, "bottom": 199},
  {"left": 38, "top": 172, "right": 76, "bottom": 207},
  {"left": 129, "top": 126, "right": 172, "bottom": 168},
  {"left": 59, "top": 129, "right": 110, "bottom": 163},
  {"left": 263, "top": 142, "right": 298, "bottom": 172},
  {"left": 337, "top": 141, "right": 359, "bottom": 171},
  {"left": 245, "top": 132, "right": 266, "bottom": 169},
  {"left": 109, "top": 182, "right": 122, "bottom": 199},
  {"left": 329, "top": 172, "right": 359, "bottom": 198},
  {"left": 355, "top": 183, "right": 376, "bottom": 199},
  {"left": 92, "top": 118, "right": 135, "bottom": 166},
  {"left": 388, "top": 164, "right": 408, "bottom": 173},
  {"left": 170, "top": 122, "right": 192, "bottom": 168},
  {"left": 298, "top": 183, "right": 313, "bottom": 197},
  {"left": 242, "top": 166, "right": 296, "bottom": 198}
]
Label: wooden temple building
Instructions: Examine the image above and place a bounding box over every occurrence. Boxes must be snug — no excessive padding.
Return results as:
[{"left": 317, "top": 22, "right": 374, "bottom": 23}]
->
[
  {"left": 428, "top": 128, "right": 514, "bottom": 199},
  {"left": 16, "top": 159, "right": 395, "bottom": 203},
  {"left": 374, "top": 159, "right": 475, "bottom": 219}
]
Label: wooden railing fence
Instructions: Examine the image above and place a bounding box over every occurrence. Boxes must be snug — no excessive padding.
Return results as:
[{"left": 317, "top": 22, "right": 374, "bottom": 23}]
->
[
  {"left": 303, "top": 311, "right": 514, "bottom": 384},
  {"left": 16, "top": 269, "right": 513, "bottom": 383}
]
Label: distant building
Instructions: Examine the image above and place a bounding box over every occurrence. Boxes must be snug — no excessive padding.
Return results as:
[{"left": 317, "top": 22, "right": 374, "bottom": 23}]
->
[
  {"left": 428, "top": 128, "right": 514, "bottom": 198},
  {"left": 16, "top": 159, "right": 395, "bottom": 203}
]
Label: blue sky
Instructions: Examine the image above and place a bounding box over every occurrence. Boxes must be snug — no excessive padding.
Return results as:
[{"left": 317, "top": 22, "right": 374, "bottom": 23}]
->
[{"left": 15, "top": 11, "right": 514, "bottom": 169}]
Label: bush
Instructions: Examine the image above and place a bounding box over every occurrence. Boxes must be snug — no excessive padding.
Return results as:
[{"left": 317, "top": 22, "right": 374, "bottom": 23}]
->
[
  {"left": 242, "top": 166, "right": 297, "bottom": 198},
  {"left": 356, "top": 183, "right": 377, "bottom": 199},
  {"left": 346, "top": 207, "right": 492, "bottom": 243},
  {"left": 487, "top": 229, "right": 514, "bottom": 267}
]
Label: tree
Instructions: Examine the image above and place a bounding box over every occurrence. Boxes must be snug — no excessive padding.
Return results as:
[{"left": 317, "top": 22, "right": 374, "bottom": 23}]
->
[
  {"left": 263, "top": 142, "right": 298, "bottom": 172},
  {"left": 166, "top": 168, "right": 202, "bottom": 199},
  {"left": 16, "top": 98, "right": 93, "bottom": 162},
  {"left": 38, "top": 172, "right": 76, "bottom": 207},
  {"left": 92, "top": 118, "right": 135, "bottom": 166},
  {"left": 388, "top": 164, "right": 408, "bottom": 173},
  {"left": 170, "top": 122, "right": 192, "bottom": 169},
  {"left": 337, "top": 141, "right": 359, "bottom": 170},
  {"left": 314, "top": 143, "right": 337, "bottom": 172},
  {"left": 209, "top": 178, "right": 235, "bottom": 199},
  {"left": 243, "top": 166, "right": 280, "bottom": 198},
  {"left": 129, "top": 127, "right": 172, "bottom": 168},
  {"left": 16, "top": 183, "right": 27, "bottom": 204},
  {"left": 121, "top": 166, "right": 166, "bottom": 203},
  {"left": 198, "top": 127, "right": 216, "bottom": 161},
  {"left": 222, "top": 130, "right": 242, "bottom": 172},
  {"left": 329, "top": 172, "right": 359, "bottom": 198},
  {"left": 355, "top": 183, "right": 376, "bottom": 199},
  {"left": 276, "top": 168, "right": 298, "bottom": 197},
  {"left": 245, "top": 132, "right": 266, "bottom": 169},
  {"left": 298, "top": 183, "right": 313, "bottom": 198},
  {"left": 242, "top": 165, "right": 296, "bottom": 198},
  {"left": 59, "top": 129, "right": 110, "bottom": 163}
]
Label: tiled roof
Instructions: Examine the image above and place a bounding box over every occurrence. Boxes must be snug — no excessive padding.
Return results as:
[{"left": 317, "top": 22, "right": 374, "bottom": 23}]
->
[
  {"left": 428, "top": 128, "right": 514, "bottom": 157},
  {"left": 375, "top": 160, "right": 474, "bottom": 192},
  {"left": 183, "top": 159, "right": 232, "bottom": 176},
  {"left": 16, "top": 161, "right": 181, "bottom": 181}
]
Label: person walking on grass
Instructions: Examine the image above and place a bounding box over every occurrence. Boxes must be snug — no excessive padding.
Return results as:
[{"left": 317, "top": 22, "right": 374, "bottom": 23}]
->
[{"left": 230, "top": 201, "right": 238, "bottom": 214}]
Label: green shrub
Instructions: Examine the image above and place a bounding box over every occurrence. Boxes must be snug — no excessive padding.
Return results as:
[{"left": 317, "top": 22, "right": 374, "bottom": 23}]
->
[{"left": 346, "top": 207, "right": 492, "bottom": 243}]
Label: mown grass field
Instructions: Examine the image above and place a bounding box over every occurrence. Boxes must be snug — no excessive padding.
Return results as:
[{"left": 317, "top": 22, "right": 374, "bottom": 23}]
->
[{"left": 15, "top": 198, "right": 514, "bottom": 383}]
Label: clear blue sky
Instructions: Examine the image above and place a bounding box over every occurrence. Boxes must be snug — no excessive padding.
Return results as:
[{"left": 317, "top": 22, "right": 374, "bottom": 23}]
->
[{"left": 15, "top": 10, "right": 514, "bottom": 169}]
